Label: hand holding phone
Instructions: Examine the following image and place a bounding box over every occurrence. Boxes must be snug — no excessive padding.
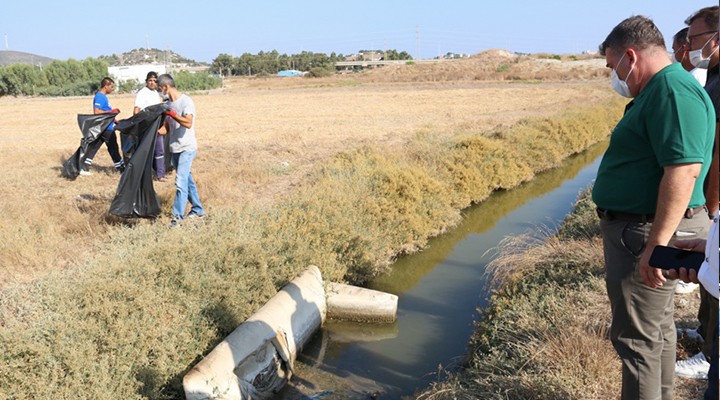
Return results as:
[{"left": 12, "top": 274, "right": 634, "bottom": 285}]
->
[{"left": 648, "top": 245, "right": 705, "bottom": 271}]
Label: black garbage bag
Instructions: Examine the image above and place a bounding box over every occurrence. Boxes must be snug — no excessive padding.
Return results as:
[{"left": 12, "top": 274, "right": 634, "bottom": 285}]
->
[
  {"left": 62, "top": 113, "right": 117, "bottom": 180},
  {"left": 109, "top": 103, "right": 170, "bottom": 218}
]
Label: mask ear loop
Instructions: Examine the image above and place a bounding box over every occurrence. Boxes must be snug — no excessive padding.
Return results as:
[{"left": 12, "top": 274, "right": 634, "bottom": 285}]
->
[
  {"left": 700, "top": 33, "right": 719, "bottom": 57},
  {"left": 709, "top": 33, "right": 720, "bottom": 57},
  {"left": 620, "top": 51, "right": 634, "bottom": 84},
  {"left": 674, "top": 47, "right": 686, "bottom": 63}
]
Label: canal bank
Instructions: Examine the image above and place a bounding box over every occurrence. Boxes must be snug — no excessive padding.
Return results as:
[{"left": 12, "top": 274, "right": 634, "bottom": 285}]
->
[{"left": 279, "top": 140, "right": 611, "bottom": 398}]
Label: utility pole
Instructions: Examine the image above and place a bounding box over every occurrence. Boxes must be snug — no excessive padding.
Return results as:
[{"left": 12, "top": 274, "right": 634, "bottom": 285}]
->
[{"left": 415, "top": 25, "right": 420, "bottom": 60}]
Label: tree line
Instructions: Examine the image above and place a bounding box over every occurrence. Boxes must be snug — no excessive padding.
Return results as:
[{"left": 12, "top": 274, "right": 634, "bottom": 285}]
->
[
  {"left": 0, "top": 48, "right": 414, "bottom": 97},
  {"left": 210, "top": 50, "right": 342, "bottom": 77},
  {"left": 0, "top": 57, "right": 221, "bottom": 97},
  {"left": 210, "top": 49, "right": 413, "bottom": 77},
  {"left": 0, "top": 58, "right": 108, "bottom": 97}
]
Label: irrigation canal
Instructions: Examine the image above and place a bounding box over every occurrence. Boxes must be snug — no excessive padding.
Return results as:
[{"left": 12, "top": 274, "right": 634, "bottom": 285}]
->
[{"left": 279, "top": 141, "right": 609, "bottom": 399}]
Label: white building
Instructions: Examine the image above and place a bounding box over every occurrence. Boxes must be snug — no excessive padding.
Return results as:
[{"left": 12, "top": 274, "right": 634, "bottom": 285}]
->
[{"left": 108, "top": 64, "right": 167, "bottom": 83}]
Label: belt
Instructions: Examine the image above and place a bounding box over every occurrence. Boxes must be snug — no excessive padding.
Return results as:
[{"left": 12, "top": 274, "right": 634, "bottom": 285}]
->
[{"left": 596, "top": 205, "right": 707, "bottom": 223}]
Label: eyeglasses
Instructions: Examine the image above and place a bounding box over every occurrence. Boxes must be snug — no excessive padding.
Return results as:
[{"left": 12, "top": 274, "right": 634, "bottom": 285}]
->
[{"left": 686, "top": 30, "right": 718, "bottom": 45}]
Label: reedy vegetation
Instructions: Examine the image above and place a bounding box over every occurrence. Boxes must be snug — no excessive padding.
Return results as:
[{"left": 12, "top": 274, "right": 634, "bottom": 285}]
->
[
  {"left": 415, "top": 189, "right": 706, "bottom": 400},
  {"left": 415, "top": 191, "right": 617, "bottom": 400},
  {"left": 0, "top": 98, "right": 624, "bottom": 398}
]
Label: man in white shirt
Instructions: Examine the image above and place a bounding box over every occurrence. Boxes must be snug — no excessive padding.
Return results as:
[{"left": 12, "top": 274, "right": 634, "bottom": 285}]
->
[
  {"left": 673, "top": 27, "right": 708, "bottom": 86},
  {"left": 669, "top": 210, "right": 719, "bottom": 400},
  {"left": 133, "top": 71, "right": 166, "bottom": 181}
]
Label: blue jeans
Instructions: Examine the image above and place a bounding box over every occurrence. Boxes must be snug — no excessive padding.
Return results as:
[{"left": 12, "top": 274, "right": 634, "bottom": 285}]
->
[{"left": 171, "top": 150, "right": 204, "bottom": 219}]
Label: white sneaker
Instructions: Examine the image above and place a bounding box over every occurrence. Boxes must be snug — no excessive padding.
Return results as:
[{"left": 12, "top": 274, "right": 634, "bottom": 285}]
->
[
  {"left": 675, "top": 352, "right": 710, "bottom": 379},
  {"left": 79, "top": 169, "right": 93, "bottom": 176},
  {"left": 675, "top": 281, "right": 699, "bottom": 294}
]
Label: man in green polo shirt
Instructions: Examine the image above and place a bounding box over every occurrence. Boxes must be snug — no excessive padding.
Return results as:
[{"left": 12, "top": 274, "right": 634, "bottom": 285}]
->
[{"left": 593, "top": 15, "right": 715, "bottom": 400}]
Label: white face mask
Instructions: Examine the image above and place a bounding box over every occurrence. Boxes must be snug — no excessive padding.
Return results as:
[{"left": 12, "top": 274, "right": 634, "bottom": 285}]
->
[
  {"left": 689, "top": 34, "right": 719, "bottom": 69},
  {"left": 671, "top": 49, "right": 682, "bottom": 64},
  {"left": 611, "top": 53, "right": 633, "bottom": 98}
]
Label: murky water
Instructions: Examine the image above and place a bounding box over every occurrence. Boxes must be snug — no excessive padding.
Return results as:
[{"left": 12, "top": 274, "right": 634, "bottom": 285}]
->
[{"left": 281, "top": 141, "right": 608, "bottom": 399}]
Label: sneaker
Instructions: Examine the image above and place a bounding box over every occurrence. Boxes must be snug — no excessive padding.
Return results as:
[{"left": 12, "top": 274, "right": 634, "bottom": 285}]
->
[
  {"left": 675, "top": 281, "right": 699, "bottom": 294},
  {"left": 168, "top": 218, "right": 180, "bottom": 228},
  {"left": 187, "top": 212, "right": 205, "bottom": 220},
  {"left": 677, "top": 327, "right": 705, "bottom": 344},
  {"left": 79, "top": 169, "right": 93, "bottom": 176},
  {"left": 675, "top": 352, "right": 710, "bottom": 379}
]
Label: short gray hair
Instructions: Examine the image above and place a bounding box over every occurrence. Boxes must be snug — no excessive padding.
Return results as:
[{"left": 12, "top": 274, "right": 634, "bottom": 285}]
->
[
  {"left": 599, "top": 15, "right": 665, "bottom": 56},
  {"left": 157, "top": 74, "right": 175, "bottom": 88}
]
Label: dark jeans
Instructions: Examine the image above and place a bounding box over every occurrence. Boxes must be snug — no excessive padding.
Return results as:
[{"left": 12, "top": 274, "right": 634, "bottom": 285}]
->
[
  {"left": 699, "top": 285, "right": 719, "bottom": 359},
  {"left": 84, "top": 130, "right": 122, "bottom": 167},
  {"left": 706, "top": 324, "right": 718, "bottom": 400}
]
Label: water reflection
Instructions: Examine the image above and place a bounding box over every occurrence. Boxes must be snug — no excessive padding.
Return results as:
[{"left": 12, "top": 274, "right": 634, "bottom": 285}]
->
[
  {"left": 370, "top": 140, "right": 607, "bottom": 296},
  {"left": 284, "top": 140, "right": 608, "bottom": 399}
]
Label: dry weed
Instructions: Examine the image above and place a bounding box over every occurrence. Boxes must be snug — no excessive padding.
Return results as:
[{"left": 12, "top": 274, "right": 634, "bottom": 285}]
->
[
  {"left": 0, "top": 68, "right": 628, "bottom": 397},
  {"left": 415, "top": 190, "right": 707, "bottom": 400}
]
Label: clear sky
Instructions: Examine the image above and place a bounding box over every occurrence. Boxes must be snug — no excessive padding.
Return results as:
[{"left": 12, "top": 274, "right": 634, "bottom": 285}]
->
[{"left": 1, "top": 0, "right": 714, "bottom": 63}]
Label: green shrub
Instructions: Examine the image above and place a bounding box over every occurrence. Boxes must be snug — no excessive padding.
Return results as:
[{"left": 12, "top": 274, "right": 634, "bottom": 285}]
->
[
  {"left": 171, "top": 71, "right": 222, "bottom": 91},
  {"left": 0, "top": 57, "right": 108, "bottom": 97},
  {"left": 495, "top": 63, "right": 510, "bottom": 73},
  {"left": 306, "top": 67, "right": 333, "bottom": 78},
  {"left": 117, "top": 79, "right": 139, "bottom": 94}
]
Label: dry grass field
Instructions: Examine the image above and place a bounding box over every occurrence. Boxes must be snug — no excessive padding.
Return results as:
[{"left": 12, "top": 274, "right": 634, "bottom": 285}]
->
[
  {"left": 8, "top": 53, "right": 706, "bottom": 399},
  {"left": 0, "top": 54, "right": 613, "bottom": 286}
]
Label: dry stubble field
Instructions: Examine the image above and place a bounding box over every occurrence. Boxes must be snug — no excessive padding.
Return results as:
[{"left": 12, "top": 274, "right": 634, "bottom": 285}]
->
[{"left": 0, "top": 68, "right": 615, "bottom": 286}]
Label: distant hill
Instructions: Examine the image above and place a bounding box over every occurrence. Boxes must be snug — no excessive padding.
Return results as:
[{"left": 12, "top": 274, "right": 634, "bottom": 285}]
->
[
  {"left": 357, "top": 49, "right": 607, "bottom": 83},
  {"left": 98, "top": 48, "right": 207, "bottom": 67},
  {"left": 0, "top": 50, "right": 54, "bottom": 67}
]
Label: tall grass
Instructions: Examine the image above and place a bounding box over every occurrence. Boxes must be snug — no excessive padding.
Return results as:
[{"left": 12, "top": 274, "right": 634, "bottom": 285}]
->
[
  {"left": 415, "top": 191, "right": 617, "bottom": 400},
  {"left": 414, "top": 189, "right": 707, "bottom": 400},
  {"left": 0, "top": 98, "right": 624, "bottom": 398}
]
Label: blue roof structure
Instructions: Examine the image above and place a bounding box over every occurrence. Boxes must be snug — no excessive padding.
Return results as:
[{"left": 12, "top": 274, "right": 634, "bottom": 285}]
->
[{"left": 277, "top": 70, "right": 304, "bottom": 77}]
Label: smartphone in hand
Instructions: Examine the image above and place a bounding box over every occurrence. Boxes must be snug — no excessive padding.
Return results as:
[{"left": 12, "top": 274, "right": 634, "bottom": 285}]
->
[{"left": 648, "top": 245, "right": 705, "bottom": 271}]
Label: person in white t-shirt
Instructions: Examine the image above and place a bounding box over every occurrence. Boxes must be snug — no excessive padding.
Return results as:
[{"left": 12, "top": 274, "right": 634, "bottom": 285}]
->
[
  {"left": 669, "top": 210, "right": 719, "bottom": 399},
  {"left": 133, "top": 71, "right": 166, "bottom": 181}
]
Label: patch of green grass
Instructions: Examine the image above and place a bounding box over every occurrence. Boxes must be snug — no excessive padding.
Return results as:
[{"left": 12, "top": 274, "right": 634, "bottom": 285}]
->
[{"left": 495, "top": 63, "right": 511, "bottom": 73}]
